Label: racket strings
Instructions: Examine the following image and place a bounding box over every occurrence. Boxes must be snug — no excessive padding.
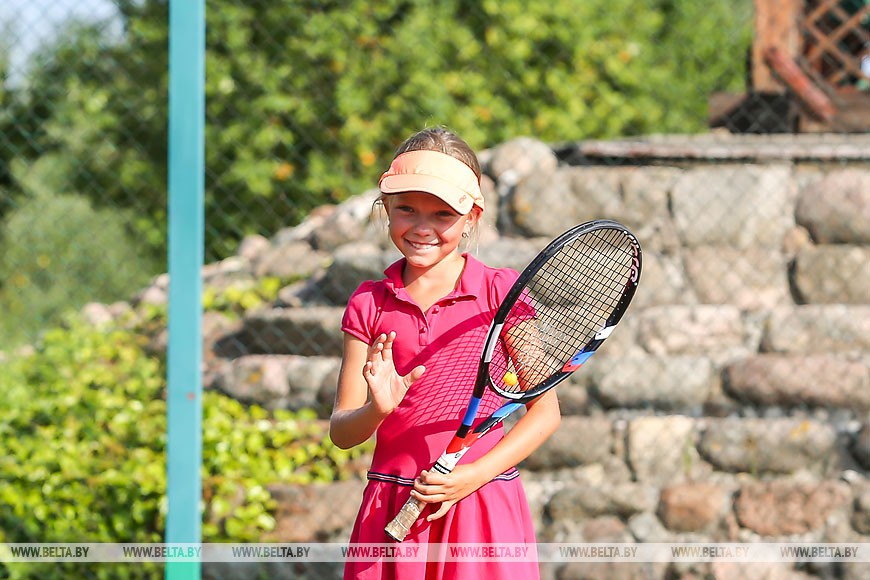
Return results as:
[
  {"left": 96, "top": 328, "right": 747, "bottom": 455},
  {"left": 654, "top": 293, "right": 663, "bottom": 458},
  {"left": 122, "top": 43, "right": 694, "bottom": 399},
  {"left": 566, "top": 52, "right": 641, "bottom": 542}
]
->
[{"left": 491, "top": 228, "right": 636, "bottom": 394}]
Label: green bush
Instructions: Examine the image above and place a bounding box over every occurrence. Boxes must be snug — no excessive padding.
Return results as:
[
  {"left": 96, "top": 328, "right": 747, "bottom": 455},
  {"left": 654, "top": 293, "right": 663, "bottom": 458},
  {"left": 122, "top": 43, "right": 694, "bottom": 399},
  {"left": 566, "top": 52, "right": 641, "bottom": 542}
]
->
[
  {"left": 0, "top": 314, "right": 370, "bottom": 579},
  {"left": 202, "top": 276, "right": 285, "bottom": 319},
  {"left": 0, "top": 159, "right": 158, "bottom": 350}
]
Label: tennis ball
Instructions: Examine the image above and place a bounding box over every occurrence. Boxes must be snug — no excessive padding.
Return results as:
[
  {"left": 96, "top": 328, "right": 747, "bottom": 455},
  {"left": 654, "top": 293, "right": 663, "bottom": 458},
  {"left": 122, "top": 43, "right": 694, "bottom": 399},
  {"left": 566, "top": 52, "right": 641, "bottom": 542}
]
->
[{"left": 503, "top": 372, "right": 518, "bottom": 387}]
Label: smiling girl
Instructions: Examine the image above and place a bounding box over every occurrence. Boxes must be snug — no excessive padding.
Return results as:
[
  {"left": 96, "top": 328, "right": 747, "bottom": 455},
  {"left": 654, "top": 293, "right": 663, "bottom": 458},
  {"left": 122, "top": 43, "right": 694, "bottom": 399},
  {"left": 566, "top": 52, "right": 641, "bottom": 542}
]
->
[{"left": 330, "top": 127, "right": 560, "bottom": 579}]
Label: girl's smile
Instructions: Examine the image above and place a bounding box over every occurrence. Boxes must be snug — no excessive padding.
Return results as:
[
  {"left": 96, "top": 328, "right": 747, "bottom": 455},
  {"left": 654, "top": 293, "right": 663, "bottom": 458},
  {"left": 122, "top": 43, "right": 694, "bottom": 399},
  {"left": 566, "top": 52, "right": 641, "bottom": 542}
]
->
[
  {"left": 407, "top": 240, "right": 438, "bottom": 251},
  {"left": 385, "top": 192, "right": 470, "bottom": 269}
]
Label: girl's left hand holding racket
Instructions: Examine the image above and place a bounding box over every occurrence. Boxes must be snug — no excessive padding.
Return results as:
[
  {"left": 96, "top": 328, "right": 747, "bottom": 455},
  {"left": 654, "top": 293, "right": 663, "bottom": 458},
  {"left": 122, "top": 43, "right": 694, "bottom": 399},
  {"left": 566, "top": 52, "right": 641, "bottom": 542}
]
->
[
  {"left": 409, "top": 387, "right": 560, "bottom": 522},
  {"left": 411, "top": 464, "right": 487, "bottom": 521}
]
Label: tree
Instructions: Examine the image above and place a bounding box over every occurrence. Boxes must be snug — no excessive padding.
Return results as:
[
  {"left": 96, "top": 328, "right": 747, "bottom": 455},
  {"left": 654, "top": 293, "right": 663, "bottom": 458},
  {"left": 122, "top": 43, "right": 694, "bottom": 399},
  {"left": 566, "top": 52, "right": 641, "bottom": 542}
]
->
[
  {"left": 0, "top": 20, "right": 35, "bottom": 218},
  {"left": 14, "top": 0, "right": 752, "bottom": 263},
  {"left": 0, "top": 156, "right": 155, "bottom": 350}
]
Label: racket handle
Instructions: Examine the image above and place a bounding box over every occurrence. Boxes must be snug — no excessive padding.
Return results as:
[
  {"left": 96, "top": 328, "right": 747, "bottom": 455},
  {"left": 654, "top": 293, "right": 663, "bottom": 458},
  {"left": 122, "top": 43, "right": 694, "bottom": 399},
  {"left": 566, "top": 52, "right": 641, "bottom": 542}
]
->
[{"left": 384, "top": 495, "right": 425, "bottom": 542}]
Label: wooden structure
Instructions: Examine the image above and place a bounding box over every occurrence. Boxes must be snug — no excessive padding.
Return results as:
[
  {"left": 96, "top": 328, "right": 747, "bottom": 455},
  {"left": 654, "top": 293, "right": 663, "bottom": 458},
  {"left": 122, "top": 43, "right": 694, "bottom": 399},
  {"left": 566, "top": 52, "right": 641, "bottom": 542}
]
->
[{"left": 711, "top": 0, "right": 870, "bottom": 133}]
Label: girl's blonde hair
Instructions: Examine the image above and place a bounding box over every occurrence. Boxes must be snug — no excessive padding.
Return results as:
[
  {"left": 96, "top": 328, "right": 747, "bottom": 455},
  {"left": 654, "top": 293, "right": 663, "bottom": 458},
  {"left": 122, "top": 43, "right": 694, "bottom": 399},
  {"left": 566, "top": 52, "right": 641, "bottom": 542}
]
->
[
  {"left": 377, "top": 127, "right": 483, "bottom": 251},
  {"left": 393, "top": 127, "right": 482, "bottom": 182}
]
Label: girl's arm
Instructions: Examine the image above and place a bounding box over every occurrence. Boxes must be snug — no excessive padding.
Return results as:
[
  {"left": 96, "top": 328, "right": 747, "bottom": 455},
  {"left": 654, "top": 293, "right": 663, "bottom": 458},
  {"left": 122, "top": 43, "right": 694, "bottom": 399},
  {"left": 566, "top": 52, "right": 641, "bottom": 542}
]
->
[
  {"left": 411, "top": 389, "right": 561, "bottom": 520},
  {"left": 329, "top": 334, "right": 384, "bottom": 449},
  {"left": 329, "top": 332, "right": 425, "bottom": 450}
]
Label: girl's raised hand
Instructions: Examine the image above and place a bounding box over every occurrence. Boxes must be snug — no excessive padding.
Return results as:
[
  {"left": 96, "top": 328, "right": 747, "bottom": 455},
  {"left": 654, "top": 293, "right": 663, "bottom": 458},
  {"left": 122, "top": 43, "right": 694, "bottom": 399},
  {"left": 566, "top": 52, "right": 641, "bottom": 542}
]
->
[{"left": 364, "top": 331, "right": 425, "bottom": 416}]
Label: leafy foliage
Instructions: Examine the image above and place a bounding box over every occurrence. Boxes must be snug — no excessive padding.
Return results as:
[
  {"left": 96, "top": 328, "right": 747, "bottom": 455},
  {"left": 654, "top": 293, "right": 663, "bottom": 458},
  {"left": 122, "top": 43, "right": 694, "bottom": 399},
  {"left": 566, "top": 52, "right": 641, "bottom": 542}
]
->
[
  {"left": 202, "top": 275, "right": 285, "bottom": 318},
  {"left": 0, "top": 314, "right": 370, "bottom": 579},
  {"left": 6, "top": 0, "right": 752, "bottom": 263},
  {"left": 0, "top": 168, "right": 157, "bottom": 350}
]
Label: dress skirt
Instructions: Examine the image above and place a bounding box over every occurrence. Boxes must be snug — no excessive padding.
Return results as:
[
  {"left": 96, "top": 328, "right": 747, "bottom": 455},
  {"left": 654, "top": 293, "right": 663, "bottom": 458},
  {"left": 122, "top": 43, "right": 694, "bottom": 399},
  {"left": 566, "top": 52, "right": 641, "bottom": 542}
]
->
[{"left": 343, "top": 475, "right": 540, "bottom": 580}]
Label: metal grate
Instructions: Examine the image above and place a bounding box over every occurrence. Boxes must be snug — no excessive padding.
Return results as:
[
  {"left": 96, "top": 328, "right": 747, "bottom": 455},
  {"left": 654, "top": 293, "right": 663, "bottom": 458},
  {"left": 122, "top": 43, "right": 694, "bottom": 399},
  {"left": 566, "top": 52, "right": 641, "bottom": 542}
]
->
[{"left": 801, "top": 0, "right": 870, "bottom": 90}]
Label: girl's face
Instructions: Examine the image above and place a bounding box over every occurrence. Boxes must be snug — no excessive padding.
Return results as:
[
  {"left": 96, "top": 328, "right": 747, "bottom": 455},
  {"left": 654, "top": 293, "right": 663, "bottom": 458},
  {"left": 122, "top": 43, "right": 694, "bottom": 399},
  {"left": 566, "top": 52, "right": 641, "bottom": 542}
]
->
[{"left": 384, "top": 192, "right": 472, "bottom": 269}]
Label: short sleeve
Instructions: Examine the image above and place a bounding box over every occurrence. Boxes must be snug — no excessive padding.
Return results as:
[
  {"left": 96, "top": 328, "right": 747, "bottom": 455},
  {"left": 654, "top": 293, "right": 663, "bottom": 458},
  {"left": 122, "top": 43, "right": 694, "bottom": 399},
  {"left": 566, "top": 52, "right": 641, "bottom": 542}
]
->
[
  {"left": 341, "top": 280, "right": 382, "bottom": 345},
  {"left": 486, "top": 267, "right": 520, "bottom": 312},
  {"left": 483, "top": 267, "right": 539, "bottom": 386}
]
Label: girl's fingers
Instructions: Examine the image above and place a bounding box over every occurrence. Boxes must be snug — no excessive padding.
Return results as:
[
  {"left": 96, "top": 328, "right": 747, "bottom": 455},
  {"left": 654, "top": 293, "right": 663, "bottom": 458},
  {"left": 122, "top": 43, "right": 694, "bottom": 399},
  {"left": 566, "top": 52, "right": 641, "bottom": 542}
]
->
[
  {"left": 366, "top": 334, "right": 385, "bottom": 363},
  {"left": 418, "top": 469, "right": 443, "bottom": 485},
  {"left": 370, "top": 333, "right": 385, "bottom": 350},
  {"left": 381, "top": 331, "right": 397, "bottom": 361},
  {"left": 426, "top": 502, "right": 454, "bottom": 522},
  {"left": 403, "top": 365, "right": 426, "bottom": 387},
  {"left": 367, "top": 332, "right": 396, "bottom": 368},
  {"left": 411, "top": 488, "right": 443, "bottom": 502}
]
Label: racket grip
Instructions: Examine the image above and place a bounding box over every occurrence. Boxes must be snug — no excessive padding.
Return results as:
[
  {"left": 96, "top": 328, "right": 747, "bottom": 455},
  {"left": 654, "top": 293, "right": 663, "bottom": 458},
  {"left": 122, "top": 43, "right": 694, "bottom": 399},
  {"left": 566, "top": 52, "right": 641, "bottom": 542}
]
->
[{"left": 384, "top": 495, "right": 425, "bottom": 542}]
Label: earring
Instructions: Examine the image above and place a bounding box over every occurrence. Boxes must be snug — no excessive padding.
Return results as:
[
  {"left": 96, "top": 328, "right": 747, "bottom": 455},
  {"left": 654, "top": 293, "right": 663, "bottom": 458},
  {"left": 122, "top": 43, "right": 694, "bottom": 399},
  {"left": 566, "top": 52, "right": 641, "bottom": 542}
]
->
[{"left": 461, "top": 231, "right": 469, "bottom": 239}]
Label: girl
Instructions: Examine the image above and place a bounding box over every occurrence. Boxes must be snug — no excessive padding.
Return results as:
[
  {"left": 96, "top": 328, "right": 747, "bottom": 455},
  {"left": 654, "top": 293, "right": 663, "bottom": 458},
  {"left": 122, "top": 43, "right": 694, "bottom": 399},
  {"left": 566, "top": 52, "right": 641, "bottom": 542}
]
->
[{"left": 330, "top": 127, "right": 561, "bottom": 579}]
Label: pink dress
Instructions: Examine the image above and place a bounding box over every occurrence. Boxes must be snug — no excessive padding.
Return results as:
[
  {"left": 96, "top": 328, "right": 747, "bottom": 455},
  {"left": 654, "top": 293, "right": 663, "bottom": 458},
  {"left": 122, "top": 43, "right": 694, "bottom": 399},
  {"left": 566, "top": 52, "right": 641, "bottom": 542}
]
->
[{"left": 340, "top": 255, "right": 540, "bottom": 579}]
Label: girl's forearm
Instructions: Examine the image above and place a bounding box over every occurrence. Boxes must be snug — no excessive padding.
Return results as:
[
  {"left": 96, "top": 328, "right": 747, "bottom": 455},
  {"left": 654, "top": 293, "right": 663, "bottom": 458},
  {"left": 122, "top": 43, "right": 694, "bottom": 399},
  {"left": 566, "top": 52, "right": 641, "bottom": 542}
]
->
[
  {"left": 470, "top": 392, "right": 561, "bottom": 482},
  {"left": 329, "top": 403, "right": 388, "bottom": 449}
]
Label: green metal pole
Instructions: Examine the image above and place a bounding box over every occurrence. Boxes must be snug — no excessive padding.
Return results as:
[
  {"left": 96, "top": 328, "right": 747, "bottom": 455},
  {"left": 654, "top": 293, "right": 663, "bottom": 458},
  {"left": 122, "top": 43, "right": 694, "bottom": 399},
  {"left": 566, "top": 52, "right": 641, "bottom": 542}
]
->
[{"left": 166, "top": 0, "right": 204, "bottom": 578}]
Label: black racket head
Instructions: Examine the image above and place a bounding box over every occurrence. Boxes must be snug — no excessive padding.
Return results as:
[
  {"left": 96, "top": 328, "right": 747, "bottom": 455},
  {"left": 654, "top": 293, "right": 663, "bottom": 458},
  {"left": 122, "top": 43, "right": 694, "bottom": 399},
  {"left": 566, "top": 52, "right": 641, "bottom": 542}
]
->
[{"left": 484, "top": 220, "right": 641, "bottom": 401}]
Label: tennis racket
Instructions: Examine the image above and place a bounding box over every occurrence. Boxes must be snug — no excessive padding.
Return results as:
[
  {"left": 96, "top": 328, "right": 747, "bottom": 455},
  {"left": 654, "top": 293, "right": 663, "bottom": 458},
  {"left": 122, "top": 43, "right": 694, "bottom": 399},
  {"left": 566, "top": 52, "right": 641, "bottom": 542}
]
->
[{"left": 384, "top": 219, "right": 642, "bottom": 541}]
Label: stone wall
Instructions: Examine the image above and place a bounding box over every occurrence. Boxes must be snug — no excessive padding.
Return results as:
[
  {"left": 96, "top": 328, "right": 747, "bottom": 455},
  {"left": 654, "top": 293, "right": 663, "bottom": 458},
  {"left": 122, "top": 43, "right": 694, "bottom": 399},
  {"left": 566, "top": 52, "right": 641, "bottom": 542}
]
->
[{"left": 125, "top": 134, "right": 869, "bottom": 580}]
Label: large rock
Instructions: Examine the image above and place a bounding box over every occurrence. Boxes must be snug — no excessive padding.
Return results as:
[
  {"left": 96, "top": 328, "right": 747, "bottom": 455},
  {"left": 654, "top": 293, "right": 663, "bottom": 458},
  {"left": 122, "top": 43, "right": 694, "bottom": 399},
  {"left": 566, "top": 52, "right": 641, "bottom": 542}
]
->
[
  {"left": 253, "top": 240, "right": 329, "bottom": 280},
  {"left": 556, "top": 561, "right": 661, "bottom": 580},
  {"left": 724, "top": 354, "right": 870, "bottom": 411},
  {"left": 710, "top": 561, "right": 813, "bottom": 580},
  {"left": 671, "top": 164, "right": 795, "bottom": 249},
  {"left": 630, "top": 251, "right": 697, "bottom": 309},
  {"left": 267, "top": 480, "right": 366, "bottom": 542},
  {"left": 215, "top": 307, "right": 345, "bottom": 357},
  {"left": 793, "top": 245, "right": 870, "bottom": 304},
  {"left": 796, "top": 169, "right": 870, "bottom": 244},
  {"left": 626, "top": 416, "right": 706, "bottom": 484},
  {"left": 309, "top": 189, "right": 382, "bottom": 251},
  {"left": 761, "top": 305, "right": 870, "bottom": 354},
  {"left": 589, "top": 355, "right": 714, "bottom": 411},
  {"left": 483, "top": 136, "right": 559, "bottom": 182},
  {"left": 698, "top": 418, "right": 838, "bottom": 475},
  {"left": 214, "top": 354, "right": 340, "bottom": 414},
  {"left": 509, "top": 167, "right": 601, "bottom": 237},
  {"left": 510, "top": 166, "right": 665, "bottom": 238},
  {"left": 683, "top": 246, "right": 791, "bottom": 310},
  {"left": 547, "top": 480, "right": 657, "bottom": 522},
  {"left": 658, "top": 482, "right": 729, "bottom": 532},
  {"left": 315, "top": 242, "right": 400, "bottom": 305},
  {"left": 734, "top": 480, "right": 851, "bottom": 536},
  {"left": 635, "top": 305, "right": 756, "bottom": 359},
  {"left": 476, "top": 236, "right": 549, "bottom": 271},
  {"left": 521, "top": 416, "right": 614, "bottom": 470},
  {"left": 618, "top": 166, "right": 683, "bottom": 254}
]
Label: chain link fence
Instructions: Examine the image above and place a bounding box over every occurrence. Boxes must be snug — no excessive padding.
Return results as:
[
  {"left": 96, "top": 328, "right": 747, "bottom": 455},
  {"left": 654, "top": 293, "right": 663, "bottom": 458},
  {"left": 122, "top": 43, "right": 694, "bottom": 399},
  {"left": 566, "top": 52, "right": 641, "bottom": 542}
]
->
[{"left": 1, "top": 1, "right": 868, "bottom": 579}]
